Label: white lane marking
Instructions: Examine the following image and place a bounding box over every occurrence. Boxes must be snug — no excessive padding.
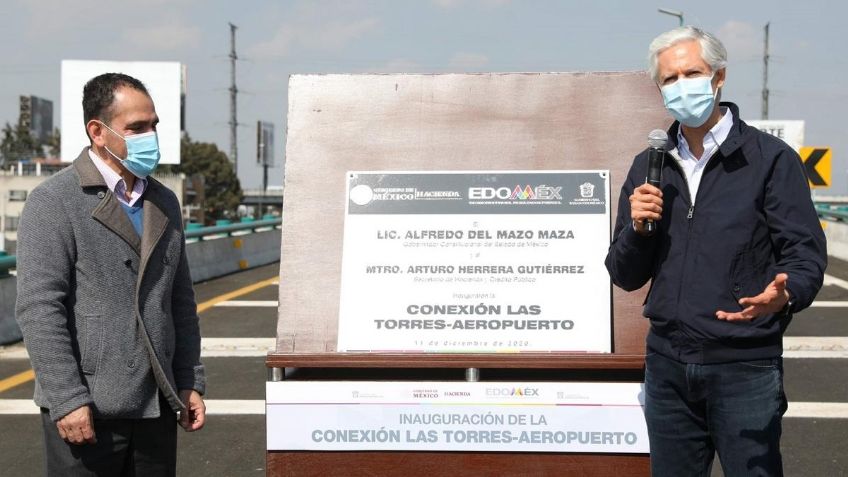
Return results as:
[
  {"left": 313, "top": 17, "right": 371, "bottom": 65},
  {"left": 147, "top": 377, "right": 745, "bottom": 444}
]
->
[
  {"left": 0, "top": 400, "right": 42, "bottom": 414},
  {"left": 200, "top": 338, "right": 276, "bottom": 357},
  {"left": 784, "top": 337, "right": 848, "bottom": 358},
  {"left": 0, "top": 345, "right": 28, "bottom": 360},
  {"left": 824, "top": 273, "right": 848, "bottom": 290},
  {"left": 214, "top": 300, "right": 278, "bottom": 307},
  {"left": 0, "top": 338, "right": 276, "bottom": 360},
  {"left": 784, "top": 337, "right": 847, "bottom": 350},
  {"left": 0, "top": 399, "right": 265, "bottom": 415},
  {"left": 810, "top": 301, "right": 848, "bottom": 307},
  {"left": 784, "top": 351, "right": 848, "bottom": 358},
  {"left": 2, "top": 399, "right": 846, "bottom": 418},
  {"left": 204, "top": 399, "right": 265, "bottom": 415},
  {"left": 786, "top": 402, "right": 848, "bottom": 419},
  {"left": 5, "top": 337, "right": 847, "bottom": 359}
]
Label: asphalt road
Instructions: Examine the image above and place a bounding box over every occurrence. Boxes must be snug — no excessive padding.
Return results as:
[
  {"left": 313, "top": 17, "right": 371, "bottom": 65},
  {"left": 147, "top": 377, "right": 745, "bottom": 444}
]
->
[
  {"left": 709, "top": 256, "right": 848, "bottom": 477},
  {"left": 1, "top": 258, "right": 846, "bottom": 476}
]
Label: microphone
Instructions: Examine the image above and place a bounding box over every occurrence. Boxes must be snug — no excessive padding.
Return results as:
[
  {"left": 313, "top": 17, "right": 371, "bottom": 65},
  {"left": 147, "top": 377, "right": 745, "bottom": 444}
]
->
[{"left": 644, "top": 129, "right": 668, "bottom": 236}]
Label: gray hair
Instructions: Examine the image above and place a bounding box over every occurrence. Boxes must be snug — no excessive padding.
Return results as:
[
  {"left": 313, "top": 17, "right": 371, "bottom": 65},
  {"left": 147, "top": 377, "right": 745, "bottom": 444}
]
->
[{"left": 647, "top": 26, "right": 727, "bottom": 83}]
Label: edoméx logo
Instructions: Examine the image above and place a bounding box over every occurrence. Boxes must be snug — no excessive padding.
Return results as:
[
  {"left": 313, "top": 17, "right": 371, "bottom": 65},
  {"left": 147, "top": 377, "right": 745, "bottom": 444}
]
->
[
  {"left": 485, "top": 387, "right": 540, "bottom": 398},
  {"left": 468, "top": 185, "right": 562, "bottom": 200}
]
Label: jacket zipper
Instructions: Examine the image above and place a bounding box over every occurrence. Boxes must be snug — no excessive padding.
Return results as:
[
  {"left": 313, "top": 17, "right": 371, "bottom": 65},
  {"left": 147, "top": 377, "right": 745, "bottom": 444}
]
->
[
  {"left": 665, "top": 154, "right": 694, "bottom": 309},
  {"left": 667, "top": 146, "right": 720, "bottom": 330}
]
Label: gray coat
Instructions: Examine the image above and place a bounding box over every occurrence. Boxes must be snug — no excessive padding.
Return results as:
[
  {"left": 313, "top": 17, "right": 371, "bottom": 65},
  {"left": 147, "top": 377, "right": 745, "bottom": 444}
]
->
[{"left": 16, "top": 148, "right": 205, "bottom": 421}]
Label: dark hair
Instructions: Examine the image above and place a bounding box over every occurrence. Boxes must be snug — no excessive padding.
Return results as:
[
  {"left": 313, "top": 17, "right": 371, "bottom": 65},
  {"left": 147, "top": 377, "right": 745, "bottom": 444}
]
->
[{"left": 82, "top": 73, "right": 150, "bottom": 140}]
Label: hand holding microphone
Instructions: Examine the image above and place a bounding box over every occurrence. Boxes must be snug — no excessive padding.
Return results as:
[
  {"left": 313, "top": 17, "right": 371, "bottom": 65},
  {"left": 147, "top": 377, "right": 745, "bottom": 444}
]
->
[{"left": 630, "top": 130, "right": 668, "bottom": 236}]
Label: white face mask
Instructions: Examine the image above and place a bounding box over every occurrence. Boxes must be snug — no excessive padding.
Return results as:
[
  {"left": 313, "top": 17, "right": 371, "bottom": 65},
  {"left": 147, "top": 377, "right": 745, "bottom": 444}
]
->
[
  {"left": 99, "top": 121, "right": 161, "bottom": 178},
  {"left": 660, "top": 74, "right": 717, "bottom": 127}
]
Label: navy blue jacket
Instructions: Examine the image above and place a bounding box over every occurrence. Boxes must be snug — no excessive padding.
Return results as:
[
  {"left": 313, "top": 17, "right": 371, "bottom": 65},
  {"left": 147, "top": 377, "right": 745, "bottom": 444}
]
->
[{"left": 605, "top": 103, "right": 826, "bottom": 364}]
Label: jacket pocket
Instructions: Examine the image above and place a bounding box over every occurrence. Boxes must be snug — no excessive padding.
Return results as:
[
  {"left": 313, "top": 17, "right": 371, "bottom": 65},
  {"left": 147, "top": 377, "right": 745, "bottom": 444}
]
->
[
  {"left": 729, "top": 248, "right": 765, "bottom": 302},
  {"left": 80, "top": 314, "right": 103, "bottom": 375}
]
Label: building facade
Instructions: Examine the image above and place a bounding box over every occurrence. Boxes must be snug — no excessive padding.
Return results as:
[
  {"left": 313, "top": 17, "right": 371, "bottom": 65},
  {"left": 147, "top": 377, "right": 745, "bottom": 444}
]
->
[{"left": 1, "top": 161, "right": 185, "bottom": 254}]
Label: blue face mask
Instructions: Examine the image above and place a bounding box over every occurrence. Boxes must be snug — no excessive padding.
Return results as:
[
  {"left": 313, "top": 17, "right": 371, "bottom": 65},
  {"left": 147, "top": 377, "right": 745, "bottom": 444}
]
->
[
  {"left": 660, "top": 75, "right": 718, "bottom": 128},
  {"left": 99, "top": 121, "right": 161, "bottom": 178}
]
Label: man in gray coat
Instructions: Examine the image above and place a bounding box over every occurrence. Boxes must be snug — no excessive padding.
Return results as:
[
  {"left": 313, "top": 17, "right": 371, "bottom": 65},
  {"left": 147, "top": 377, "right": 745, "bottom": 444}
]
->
[{"left": 16, "top": 73, "right": 206, "bottom": 476}]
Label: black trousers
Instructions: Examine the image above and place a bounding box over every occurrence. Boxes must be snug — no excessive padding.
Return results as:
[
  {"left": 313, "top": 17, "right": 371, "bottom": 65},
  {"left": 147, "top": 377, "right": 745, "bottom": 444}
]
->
[{"left": 41, "top": 399, "right": 177, "bottom": 477}]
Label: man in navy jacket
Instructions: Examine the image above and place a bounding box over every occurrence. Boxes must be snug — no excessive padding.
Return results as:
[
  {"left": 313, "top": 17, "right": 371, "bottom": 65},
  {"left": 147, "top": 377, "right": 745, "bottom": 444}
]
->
[{"left": 606, "top": 26, "right": 826, "bottom": 476}]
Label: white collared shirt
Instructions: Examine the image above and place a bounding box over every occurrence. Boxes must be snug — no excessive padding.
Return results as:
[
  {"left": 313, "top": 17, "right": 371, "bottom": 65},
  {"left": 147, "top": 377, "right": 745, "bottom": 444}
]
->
[
  {"left": 88, "top": 149, "right": 147, "bottom": 207},
  {"left": 674, "top": 107, "right": 733, "bottom": 203}
]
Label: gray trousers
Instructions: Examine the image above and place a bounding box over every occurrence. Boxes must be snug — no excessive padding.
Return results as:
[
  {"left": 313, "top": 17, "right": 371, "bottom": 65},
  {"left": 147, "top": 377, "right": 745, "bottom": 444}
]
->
[{"left": 40, "top": 399, "right": 177, "bottom": 477}]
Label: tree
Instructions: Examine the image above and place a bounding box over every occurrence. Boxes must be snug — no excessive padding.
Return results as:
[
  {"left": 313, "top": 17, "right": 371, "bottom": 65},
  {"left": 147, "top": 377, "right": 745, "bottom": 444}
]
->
[
  {"left": 170, "top": 134, "right": 243, "bottom": 222},
  {"left": 0, "top": 122, "right": 42, "bottom": 166}
]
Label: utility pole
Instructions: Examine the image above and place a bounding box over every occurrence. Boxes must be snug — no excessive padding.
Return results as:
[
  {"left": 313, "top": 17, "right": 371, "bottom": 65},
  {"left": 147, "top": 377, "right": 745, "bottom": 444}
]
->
[
  {"left": 762, "top": 22, "right": 770, "bottom": 120},
  {"left": 229, "top": 23, "right": 239, "bottom": 173}
]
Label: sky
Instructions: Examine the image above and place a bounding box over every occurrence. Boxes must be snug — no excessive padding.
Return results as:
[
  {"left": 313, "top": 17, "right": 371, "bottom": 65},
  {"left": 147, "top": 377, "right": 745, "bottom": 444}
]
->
[{"left": 1, "top": 0, "right": 846, "bottom": 193}]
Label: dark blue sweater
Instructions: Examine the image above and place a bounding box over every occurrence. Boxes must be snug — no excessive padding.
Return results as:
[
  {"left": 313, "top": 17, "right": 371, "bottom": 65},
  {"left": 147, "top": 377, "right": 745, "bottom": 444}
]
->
[{"left": 120, "top": 202, "right": 143, "bottom": 237}]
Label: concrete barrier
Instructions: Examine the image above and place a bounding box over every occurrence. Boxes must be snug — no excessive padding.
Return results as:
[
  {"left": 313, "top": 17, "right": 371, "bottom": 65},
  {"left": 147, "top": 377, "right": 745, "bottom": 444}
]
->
[
  {"left": 186, "top": 228, "right": 282, "bottom": 283},
  {"left": 0, "top": 276, "right": 20, "bottom": 345},
  {"left": 0, "top": 228, "right": 281, "bottom": 344},
  {"left": 824, "top": 221, "right": 848, "bottom": 263}
]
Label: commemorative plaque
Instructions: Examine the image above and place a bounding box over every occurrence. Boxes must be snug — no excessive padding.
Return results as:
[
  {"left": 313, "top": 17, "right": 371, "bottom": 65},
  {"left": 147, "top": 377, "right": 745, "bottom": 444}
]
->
[{"left": 337, "top": 171, "right": 611, "bottom": 353}]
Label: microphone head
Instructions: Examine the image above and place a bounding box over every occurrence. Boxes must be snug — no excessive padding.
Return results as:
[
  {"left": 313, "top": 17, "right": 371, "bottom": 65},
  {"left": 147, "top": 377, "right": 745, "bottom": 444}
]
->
[{"left": 648, "top": 129, "right": 668, "bottom": 150}]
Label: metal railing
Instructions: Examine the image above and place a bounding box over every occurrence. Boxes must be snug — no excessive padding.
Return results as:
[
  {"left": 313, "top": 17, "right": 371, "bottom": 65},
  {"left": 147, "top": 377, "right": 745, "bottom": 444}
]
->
[
  {"left": 817, "top": 206, "right": 848, "bottom": 222},
  {"left": 185, "top": 218, "right": 282, "bottom": 240},
  {"left": 0, "top": 253, "right": 14, "bottom": 277},
  {"left": 0, "top": 218, "right": 282, "bottom": 276}
]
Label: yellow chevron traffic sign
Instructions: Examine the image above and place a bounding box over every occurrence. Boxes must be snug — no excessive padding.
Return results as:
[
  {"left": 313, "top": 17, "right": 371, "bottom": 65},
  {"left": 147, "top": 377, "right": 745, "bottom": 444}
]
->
[{"left": 800, "top": 147, "right": 831, "bottom": 188}]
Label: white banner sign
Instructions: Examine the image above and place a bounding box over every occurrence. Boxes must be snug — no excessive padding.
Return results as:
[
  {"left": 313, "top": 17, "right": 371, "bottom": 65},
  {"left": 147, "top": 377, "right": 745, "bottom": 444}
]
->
[
  {"left": 267, "top": 381, "right": 648, "bottom": 453},
  {"left": 745, "top": 120, "right": 805, "bottom": 152},
  {"left": 337, "top": 171, "right": 612, "bottom": 353}
]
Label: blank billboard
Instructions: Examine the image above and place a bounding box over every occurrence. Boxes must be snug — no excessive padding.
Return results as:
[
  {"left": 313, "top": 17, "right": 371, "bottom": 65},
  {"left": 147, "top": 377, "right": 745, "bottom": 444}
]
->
[{"left": 60, "top": 60, "right": 181, "bottom": 164}]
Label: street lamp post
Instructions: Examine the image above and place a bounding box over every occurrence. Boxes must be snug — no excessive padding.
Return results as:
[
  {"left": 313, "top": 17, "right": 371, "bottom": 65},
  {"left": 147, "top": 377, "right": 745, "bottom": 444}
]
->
[{"left": 658, "top": 8, "right": 684, "bottom": 26}]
